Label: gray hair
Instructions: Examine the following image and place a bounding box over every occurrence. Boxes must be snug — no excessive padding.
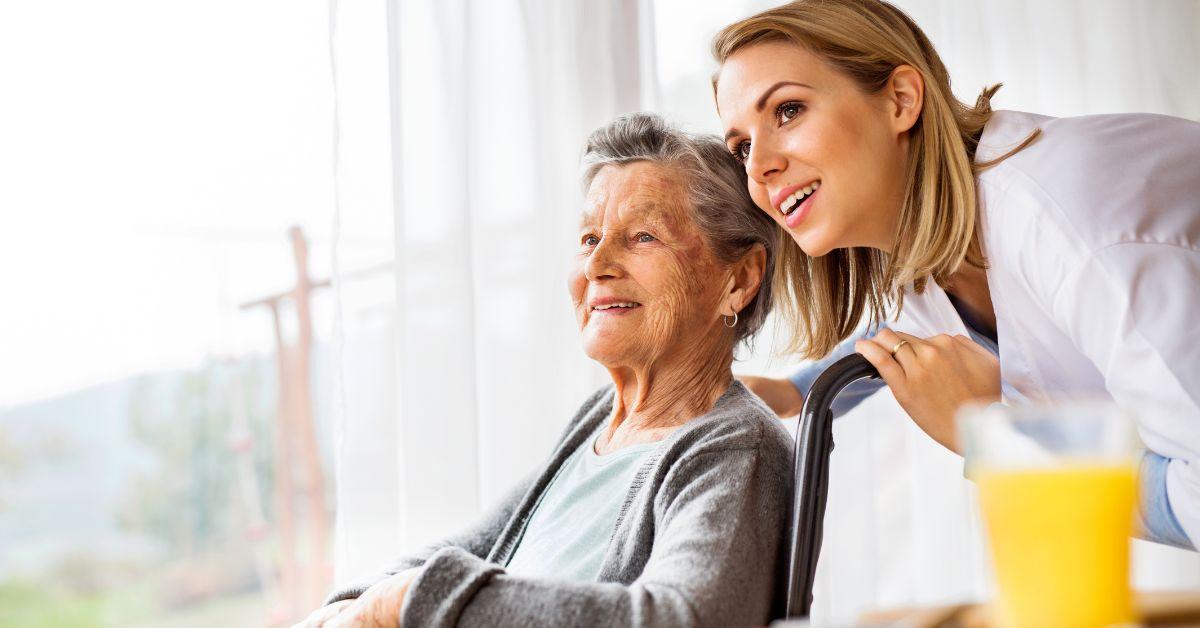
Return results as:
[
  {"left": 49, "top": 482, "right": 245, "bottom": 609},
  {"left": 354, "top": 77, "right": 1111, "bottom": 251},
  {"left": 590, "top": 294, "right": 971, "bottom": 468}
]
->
[{"left": 580, "top": 112, "right": 778, "bottom": 346}]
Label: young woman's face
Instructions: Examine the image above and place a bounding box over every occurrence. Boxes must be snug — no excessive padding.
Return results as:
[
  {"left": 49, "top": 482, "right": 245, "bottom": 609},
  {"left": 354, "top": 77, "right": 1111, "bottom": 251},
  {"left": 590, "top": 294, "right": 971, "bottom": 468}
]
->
[{"left": 716, "top": 41, "right": 912, "bottom": 256}]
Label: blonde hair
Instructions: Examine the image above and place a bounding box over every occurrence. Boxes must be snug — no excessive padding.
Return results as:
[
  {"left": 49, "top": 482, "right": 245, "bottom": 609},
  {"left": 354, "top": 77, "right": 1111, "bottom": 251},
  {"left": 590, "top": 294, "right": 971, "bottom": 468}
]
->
[{"left": 712, "top": 0, "right": 1037, "bottom": 359}]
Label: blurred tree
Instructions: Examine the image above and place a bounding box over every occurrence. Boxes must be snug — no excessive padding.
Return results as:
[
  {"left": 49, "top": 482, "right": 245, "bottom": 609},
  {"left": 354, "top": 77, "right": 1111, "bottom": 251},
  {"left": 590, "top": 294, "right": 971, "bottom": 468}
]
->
[
  {"left": 117, "top": 361, "right": 274, "bottom": 561},
  {"left": 0, "top": 426, "right": 23, "bottom": 513}
]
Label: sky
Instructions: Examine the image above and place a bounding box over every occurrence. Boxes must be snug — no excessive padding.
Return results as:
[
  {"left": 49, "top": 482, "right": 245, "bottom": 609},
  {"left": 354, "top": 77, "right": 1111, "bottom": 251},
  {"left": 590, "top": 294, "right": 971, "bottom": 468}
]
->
[{"left": 0, "top": 0, "right": 393, "bottom": 406}]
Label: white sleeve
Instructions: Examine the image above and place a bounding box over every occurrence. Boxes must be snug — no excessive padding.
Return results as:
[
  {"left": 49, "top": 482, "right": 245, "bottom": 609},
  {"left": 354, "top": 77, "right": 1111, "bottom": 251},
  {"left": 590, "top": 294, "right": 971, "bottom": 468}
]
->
[{"left": 1054, "top": 240, "right": 1200, "bottom": 545}]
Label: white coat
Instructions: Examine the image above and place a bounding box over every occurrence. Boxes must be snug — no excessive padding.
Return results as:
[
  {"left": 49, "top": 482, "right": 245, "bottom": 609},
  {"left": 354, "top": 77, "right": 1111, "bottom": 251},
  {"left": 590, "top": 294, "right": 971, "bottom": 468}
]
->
[{"left": 892, "top": 110, "right": 1200, "bottom": 544}]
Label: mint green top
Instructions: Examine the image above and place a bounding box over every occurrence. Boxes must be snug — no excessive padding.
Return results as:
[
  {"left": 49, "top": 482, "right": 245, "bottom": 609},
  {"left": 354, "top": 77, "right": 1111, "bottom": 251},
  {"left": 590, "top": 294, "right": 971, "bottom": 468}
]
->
[{"left": 504, "top": 428, "right": 661, "bottom": 581}]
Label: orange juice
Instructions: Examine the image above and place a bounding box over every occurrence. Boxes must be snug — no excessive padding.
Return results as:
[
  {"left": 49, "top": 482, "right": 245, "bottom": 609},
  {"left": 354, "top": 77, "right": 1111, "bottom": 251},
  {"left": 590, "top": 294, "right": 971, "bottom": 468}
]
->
[{"left": 977, "top": 464, "right": 1137, "bottom": 628}]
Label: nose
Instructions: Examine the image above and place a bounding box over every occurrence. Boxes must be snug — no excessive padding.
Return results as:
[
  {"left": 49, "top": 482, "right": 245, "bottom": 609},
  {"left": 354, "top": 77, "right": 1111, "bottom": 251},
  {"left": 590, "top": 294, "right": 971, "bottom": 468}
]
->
[
  {"left": 745, "top": 135, "right": 786, "bottom": 184},
  {"left": 584, "top": 234, "right": 624, "bottom": 282}
]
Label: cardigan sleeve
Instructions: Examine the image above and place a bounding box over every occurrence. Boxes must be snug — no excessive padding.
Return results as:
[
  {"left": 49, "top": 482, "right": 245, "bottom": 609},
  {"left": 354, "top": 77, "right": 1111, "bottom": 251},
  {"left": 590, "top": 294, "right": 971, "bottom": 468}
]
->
[{"left": 322, "top": 469, "right": 538, "bottom": 604}]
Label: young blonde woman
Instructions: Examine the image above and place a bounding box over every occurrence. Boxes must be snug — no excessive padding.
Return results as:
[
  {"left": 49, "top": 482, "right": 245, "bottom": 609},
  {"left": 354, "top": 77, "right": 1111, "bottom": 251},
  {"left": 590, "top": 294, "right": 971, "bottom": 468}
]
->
[{"left": 717, "top": 0, "right": 1199, "bottom": 550}]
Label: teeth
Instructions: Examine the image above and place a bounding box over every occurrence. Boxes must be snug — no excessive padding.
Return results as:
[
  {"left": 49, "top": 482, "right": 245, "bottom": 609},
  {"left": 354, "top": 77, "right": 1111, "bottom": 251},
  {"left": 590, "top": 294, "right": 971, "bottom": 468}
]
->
[
  {"left": 778, "top": 181, "right": 821, "bottom": 216},
  {"left": 594, "top": 302, "right": 639, "bottom": 310}
]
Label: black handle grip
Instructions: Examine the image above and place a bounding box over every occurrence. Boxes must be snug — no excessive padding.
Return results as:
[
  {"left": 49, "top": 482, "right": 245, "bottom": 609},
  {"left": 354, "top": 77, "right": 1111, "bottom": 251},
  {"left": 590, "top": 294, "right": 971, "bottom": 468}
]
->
[{"left": 781, "top": 353, "right": 880, "bottom": 619}]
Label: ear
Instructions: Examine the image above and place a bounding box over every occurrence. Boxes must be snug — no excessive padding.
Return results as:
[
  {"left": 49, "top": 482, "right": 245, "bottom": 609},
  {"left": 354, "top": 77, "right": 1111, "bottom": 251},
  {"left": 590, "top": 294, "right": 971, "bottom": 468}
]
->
[
  {"left": 885, "top": 65, "right": 924, "bottom": 135},
  {"left": 724, "top": 243, "right": 767, "bottom": 316}
]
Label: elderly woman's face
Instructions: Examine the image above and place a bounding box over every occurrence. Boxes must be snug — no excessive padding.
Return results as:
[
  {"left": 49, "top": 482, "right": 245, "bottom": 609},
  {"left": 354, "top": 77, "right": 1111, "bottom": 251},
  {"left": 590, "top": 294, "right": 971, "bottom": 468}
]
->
[{"left": 569, "top": 162, "right": 729, "bottom": 368}]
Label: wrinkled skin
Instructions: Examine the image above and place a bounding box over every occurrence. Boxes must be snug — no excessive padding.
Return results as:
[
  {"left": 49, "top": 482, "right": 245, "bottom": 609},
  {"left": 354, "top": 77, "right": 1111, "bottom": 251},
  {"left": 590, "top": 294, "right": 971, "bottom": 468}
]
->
[
  {"left": 570, "top": 162, "right": 765, "bottom": 451},
  {"left": 291, "top": 568, "right": 420, "bottom": 628}
]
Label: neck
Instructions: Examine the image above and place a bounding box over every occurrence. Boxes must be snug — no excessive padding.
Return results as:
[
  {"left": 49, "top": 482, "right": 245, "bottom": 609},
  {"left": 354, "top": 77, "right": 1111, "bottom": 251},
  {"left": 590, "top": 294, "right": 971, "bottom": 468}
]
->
[
  {"left": 941, "top": 261, "right": 996, "bottom": 336},
  {"left": 604, "top": 333, "right": 734, "bottom": 438}
]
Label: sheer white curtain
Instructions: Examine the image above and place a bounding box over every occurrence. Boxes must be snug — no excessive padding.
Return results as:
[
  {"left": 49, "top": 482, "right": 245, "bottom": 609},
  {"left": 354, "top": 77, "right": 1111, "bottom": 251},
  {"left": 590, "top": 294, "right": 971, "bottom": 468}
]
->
[{"left": 334, "top": 0, "right": 656, "bottom": 581}]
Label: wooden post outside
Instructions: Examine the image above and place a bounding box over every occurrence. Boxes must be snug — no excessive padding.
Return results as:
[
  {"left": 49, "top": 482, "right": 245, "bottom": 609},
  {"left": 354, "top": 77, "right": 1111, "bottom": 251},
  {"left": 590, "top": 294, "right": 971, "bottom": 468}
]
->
[
  {"left": 268, "top": 301, "right": 300, "bottom": 619},
  {"left": 287, "top": 226, "right": 331, "bottom": 606},
  {"left": 239, "top": 226, "right": 391, "bottom": 623}
]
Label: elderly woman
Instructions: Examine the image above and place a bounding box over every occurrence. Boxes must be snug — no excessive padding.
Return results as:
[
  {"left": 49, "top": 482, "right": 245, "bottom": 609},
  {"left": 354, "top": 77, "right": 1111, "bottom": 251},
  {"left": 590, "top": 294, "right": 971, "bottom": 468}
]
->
[{"left": 295, "top": 113, "right": 791, "bottom": 628}]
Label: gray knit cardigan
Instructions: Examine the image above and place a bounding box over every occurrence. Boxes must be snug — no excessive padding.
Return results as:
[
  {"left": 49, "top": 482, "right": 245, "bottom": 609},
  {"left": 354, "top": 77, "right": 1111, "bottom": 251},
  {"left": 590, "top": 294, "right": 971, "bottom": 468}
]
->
[{"left": 325, "top": 380, "right": 794, "bottom": 627}]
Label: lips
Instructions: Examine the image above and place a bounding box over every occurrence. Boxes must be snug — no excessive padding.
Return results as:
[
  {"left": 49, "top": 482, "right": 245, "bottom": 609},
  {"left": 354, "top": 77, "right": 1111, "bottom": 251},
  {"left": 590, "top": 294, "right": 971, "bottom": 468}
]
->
[
  {"left": 770, "top": 182, "right": 808, "bottom": 210},
  {"left": 783, "top": 188, "right": 817, "bottom": 228},
  {"left": 592, "top": 302, "right": 640, "bottom": 311},
  {"left": 775, "top": 180, "right": 820, "bottom": 217},
  {"left": 588, "top": 297, "right": 642, "bottom": 312}
]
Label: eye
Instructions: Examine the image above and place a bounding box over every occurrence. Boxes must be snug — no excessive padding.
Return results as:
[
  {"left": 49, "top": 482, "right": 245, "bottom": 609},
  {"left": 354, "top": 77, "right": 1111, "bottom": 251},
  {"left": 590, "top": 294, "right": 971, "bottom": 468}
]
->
[
  {"left": 635, "top": 232, "right": 655, "bottom": 243},
  {"left": 729, "top": 140, "right": 751, "bottom": 164},
  {"left": 777, "top": 101, "right": 805, "bottom": 124},
  {"left": 582, "top": 234, "right": 600, "bottom": 247}
]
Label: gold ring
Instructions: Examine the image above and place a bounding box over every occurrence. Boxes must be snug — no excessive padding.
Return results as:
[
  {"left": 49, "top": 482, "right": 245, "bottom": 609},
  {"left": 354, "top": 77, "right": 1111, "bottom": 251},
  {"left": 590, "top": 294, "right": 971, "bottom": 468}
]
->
[{"left": 890, "top": 340, "right": 910, "bottom": 357}]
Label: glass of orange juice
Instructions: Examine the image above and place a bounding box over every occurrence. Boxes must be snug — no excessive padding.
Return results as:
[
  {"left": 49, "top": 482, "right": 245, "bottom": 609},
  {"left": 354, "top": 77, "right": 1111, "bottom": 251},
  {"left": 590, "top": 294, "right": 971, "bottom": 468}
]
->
[{"left": 959, "top": 402, "right": 1140, "bottom": 628}]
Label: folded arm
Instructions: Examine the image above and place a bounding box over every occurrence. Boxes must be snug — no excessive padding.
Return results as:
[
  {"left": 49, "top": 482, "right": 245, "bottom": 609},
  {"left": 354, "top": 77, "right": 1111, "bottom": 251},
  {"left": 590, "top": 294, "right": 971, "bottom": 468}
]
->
[
  {"left": 400, "top": 446, "right": 790, "bottom": 628},
  {"left": 324, "top": 470, "right": 539, "bottom": 604}
]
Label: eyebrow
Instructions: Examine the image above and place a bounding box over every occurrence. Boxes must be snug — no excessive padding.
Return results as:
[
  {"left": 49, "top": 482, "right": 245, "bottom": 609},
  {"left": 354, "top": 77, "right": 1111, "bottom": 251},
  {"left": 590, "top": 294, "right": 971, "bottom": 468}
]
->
[
  {"left": 756, "top": 81, "right": 811, "bottom": 111},
  {"left": 578, "top": 210, "right": 599, "bottom": 229},
  {"left": 579, "top": 201, "right": 676, "bottom": 232},
  {"left": 723, "top": 80, "right": 813, "bottom": 142}
]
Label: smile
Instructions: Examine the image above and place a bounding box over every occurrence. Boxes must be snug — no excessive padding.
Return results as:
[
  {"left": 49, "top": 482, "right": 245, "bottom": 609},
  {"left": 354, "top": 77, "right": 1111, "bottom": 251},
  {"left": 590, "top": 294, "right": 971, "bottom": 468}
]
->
[
  {"left": 778, "top": 180, "right": 820, "bottom": 217},
  {"left": 592, "top": 302, "right": 641, "bottom": 311}
]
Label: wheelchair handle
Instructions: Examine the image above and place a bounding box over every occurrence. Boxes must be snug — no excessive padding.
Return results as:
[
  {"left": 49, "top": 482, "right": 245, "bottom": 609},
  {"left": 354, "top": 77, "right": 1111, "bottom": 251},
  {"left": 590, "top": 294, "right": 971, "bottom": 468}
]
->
[{"left": 781, "top": 353, "right": 880, "bottom": 619}]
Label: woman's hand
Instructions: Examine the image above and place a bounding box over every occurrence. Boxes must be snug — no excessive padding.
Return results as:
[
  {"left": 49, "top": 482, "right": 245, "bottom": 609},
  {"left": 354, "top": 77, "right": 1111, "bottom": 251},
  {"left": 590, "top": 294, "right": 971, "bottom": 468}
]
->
[
  {"left": 740, "top": 375, "right": 805, "bottom": 417},
  {"left": 291, "top": 599, "right": 354, "bottom": 628},
  {"left": 313, "top": 568, "right": 422, "bottom": 628},
  {"left": 855, "top": 328, "right": 1000, "bottom": 453}
]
